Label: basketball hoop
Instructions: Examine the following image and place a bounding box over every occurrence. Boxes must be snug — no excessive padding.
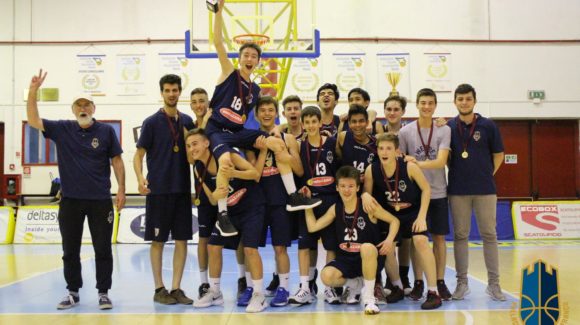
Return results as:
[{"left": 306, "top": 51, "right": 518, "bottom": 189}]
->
[{"left": 233, "top": 33, "right": 270, "bottom": 48}]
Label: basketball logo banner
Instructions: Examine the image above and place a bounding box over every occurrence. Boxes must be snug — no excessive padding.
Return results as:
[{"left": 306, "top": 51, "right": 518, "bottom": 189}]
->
[{"left": 519, "top": 260, "right": 561, "bottom": 324}]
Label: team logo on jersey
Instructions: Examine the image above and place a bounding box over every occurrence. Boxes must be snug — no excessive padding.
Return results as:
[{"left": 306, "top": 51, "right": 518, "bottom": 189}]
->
[
  {"left": 91, "top": 138, "right": 99, "bottom": 148},
  {"left": 399, "top": 180, "right": 407, "bottom": 192},
  {"left": 357, "top": 216, "right": 366, "bottom": 230},
  {"left": 219, "top": 107, "right": 243, "bottom": 124},
  {"left": 262, "top": 166, "right": 279, "bottom": 177},
  {"left": 388, "top": 202, "right": 412, "bottom": 210},
  {"left": 308, "top": 176, "right": 335, "bottom": 187},
  {"left": 339, "top": 242, "right": 361, "bottom": 253},
  {"left": 265, "top": 152, "right": 274, "bottom": 167},
  {"left": 227, "top": 188, "right": 247, "bottom": 206},
  {"left": 326, "top": 151, "right": 334, "bottom": 163},
  {"left": 473, "top": 131, "right": 481, "bottom": 142},
  {"left": 367, "top": 153, "right": 375, "bottom": 164}
]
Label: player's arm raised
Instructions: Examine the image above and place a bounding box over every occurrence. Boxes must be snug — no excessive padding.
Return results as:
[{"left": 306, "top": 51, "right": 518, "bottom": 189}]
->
[
  {"left": 214, "top": 0, "right": 234, "bottom": 84},
  {"left": 305, "top": 204, "right": 336, "bottom": 233}
]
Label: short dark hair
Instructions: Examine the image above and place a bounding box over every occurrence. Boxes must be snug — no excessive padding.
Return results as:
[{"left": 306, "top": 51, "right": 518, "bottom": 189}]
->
[
  {"left": 376, "top": 133, "right": 399, "bottom": 149},
  {"left": 186, "top": 128, "right": 208, "bottom": 141},
  {"left": 416, "top": 88, "right": 437, "bottom": 104},
  {"left": 239, "top": 43, "right": 262, "bottom": 59},
  {"left": 190, "top": 88, "right": 208, "bottom": 97},
  {"left": 317, "top": 83, "right": 340, "bottom": 101},
  {"left": 282, "top": 95, "right": 303, "bottom": 108},
  {"left": 257, "top": 95, "right": 279, "bottom": 113},
  {"left": 384, "top": 95, "right": 407, "bottom": 111},
  {"left": 336, "top": 165, "right": 361, "bottom": 187},
  {"left": 348, "top": 87, "right": 370, "bottom": 102},
  {"left": 347, "top": 104, "right": 368, "bottom": 122},
  {"left": 159, "top": 74, "right": 182, "bottom": 92},
  {"left": 300, "top": 106, "right": 321, "bottom": 122},
  {"left": 454, "top": 83, "right": 477, "bottom": 101}
]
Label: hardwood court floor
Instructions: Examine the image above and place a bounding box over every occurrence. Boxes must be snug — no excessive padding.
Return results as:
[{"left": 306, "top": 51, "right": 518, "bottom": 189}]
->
[{"left": 1, "top": 241, "right": 578, "bottom": 325}]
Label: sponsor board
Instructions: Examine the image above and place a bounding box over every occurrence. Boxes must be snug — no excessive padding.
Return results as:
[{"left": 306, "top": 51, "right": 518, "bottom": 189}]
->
[
  {"left": 0, "top": 207, "right": 15, "bottom": 244},
  {"left": 512, "top": 201, "right": 580, "bottom": 239},
  {"left": 116, "top": 207, "right": 199, "bottom": 244},
  {"left": 13, "top": 206, "right": 118, "bottom": 244}
]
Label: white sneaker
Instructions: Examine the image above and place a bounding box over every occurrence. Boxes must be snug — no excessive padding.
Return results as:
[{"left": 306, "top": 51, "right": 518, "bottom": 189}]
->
[
  {"left": 193, "top": 289, "right": 223, "bottom": 308},
  {"left": 324, "top": 287, "right": 341, "bottom": 305},
  {"left": 342, "top": 277, "right": 363, "bottom": 304},
  {"left": 288, "top": 286, "right": 315, "bottom": 305},
  {"left": 246, "top": 291, "right": 267, "bottom": 313},
  {"left": 363, "top": 296, "right": 380, "bottom": 315}
]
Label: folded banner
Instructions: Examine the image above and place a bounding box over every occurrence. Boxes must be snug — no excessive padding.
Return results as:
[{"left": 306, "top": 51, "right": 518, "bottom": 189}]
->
[
  {"left": 0, "top": 207, "right": 16, "bottom": 244},
  {"left": 512, "top": 201, "right": 580, "bottom": 239},
  {"left": 116, "top": 207, "right": 199, "bottom": 244}
]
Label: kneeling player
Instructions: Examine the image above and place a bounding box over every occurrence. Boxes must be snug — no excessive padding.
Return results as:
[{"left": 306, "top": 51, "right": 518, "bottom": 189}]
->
[{"left": 304, "top": 166, "right": 400, "bottom": 315}]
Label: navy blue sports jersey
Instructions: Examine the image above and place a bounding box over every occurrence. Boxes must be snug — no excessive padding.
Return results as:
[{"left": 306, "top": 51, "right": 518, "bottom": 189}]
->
[
  {"left": 281, "top": 126, "right": 305, "bottom": 141},
  {"left": 321, "top": 115, "right": 341, "bottom": 137},
  {"left": 42, "top": 119, "right": 122, "bottom": 200},
  {"left": 300, "top": 136, "right": 338, "bottom": 196},
  {"left": 208, "top": 70, "right": 261, "bottom": 131},
  {"left": 371, "top": 158, "right": 421, "bottom": 218},
  {"left": 202, "top": 159, "right": 265, "bottom": 215},
  {"left": 254, "top": 134, "right": 288, "bottom": 206},
  {"left": 341, "top": 131, "right": 377, "bottom": 177},
  {"left": 333, "top": 199, "right": 380, "bottom": 256},
  {"left": 193, "top": 160, "right": 212, "bottom": 207}
]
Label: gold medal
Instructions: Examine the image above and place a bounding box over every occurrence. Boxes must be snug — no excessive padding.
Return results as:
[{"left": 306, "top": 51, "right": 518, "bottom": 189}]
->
[
  {"left": 173, "top": 145, "right": 179, "bottom": 153},
  {"left": 307, "top": 179, "right": 314, "bottom": 186},
  {"left": 461, "top": 151, "right": 468, "bottom": 159},
  {"left": 395, "top": 204, "right": 401, "bottom": 212},
  {"left": 241, "top": 114, "right": 247, "bottom": 123},
  {"left": 194, "top": 198, "right": 201, "bottom": 206}
]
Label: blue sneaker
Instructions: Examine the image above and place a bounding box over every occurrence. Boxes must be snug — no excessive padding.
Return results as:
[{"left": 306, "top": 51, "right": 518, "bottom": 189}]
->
[
  {"left": 270, "top": 287, "right": 290, "bottom": 307},
  {"left": 237, "top": 287, "right": 254, "bottom": 306}
]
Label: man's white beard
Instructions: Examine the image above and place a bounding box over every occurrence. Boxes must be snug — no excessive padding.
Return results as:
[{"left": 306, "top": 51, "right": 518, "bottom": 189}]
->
[{"left": 77, "top": 115, "right": 93, "bottom": 126}]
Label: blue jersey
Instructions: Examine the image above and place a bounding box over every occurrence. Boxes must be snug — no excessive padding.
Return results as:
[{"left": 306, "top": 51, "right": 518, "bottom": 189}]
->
[
  {"left": 342, "top": 131, "right": 377, "bottom": 178},
  {"left": 321, "top": 115, "right": 341, "bottom": 137},
  {"left": 334, "top": 199, "right": 380, "bottom": 256},
  {"left": 300, "top": 136, "right": 338, "bottom": 196},
  {"left": 371, "top": 158, "right": 421, "bottom": 218},
  {"left": 202, "top": 159, "right": 265, "bottom": 216},
  {"left": 254, "top": 133, "right": 288, "bottom": 206},
  {"left": 209, "top": 70, "right": 261, "bottom": 131}
]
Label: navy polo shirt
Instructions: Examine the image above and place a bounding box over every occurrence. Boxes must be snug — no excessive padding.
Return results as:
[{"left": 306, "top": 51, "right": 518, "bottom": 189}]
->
[
  {"left": 42, "top": 119, "right": 123, "bottom": 200},
  {"left": 137, "top": 109, "right": 194, "bottom": 194},
  {"left": 447, "top": 113, "right": 504, "bottom": 195}
]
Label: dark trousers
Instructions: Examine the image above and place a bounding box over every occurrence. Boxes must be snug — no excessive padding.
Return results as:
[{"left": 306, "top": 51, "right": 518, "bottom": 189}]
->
[{"left": 58, "top": 198, "right": 114, "bottom": 293}]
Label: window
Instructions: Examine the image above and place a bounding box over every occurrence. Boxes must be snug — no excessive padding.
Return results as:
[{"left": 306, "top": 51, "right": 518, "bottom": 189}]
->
[{"left": 22, "top": 120, "right": 122, "bottom": 166}]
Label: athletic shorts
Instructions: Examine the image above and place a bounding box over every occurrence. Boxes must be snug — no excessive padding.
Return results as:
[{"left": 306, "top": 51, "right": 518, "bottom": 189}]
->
[
  {"left": 260, "top": 205, "right": 291, "bottom": 247},
  {"left": 427, "top": 198, "right": 450, "bottom": 235},
  {"left": 298, "top": 194, "right": 338, "bottom": 250},
  {"left": 205, "top": 119, "right": 268, "bottom": 160},
  {"left": 197, "top": 205, "right": 218, "bottom": 238},
  {"left": 325, "top": 254, "right": 362, "bottom": 279},
  {"left": 145, "top": 193, "right": 192, "bottom": 242},
  {"left": 209, "top": 204, "right": 265, "bottom": 249},
  {"left": 379, "top": 213, "right": 428, "bottom": 241}
]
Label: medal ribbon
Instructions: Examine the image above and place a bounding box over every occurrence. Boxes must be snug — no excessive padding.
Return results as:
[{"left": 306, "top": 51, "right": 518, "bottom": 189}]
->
[
  {"left": 416, "top": 120, "right": 434, "bottom": 159},
  {"left": 236, "top": 70, "right": 253, "bottom": 120},
  {"left": 341, "top": 198, "right": 359, "bottom": 247},
  {"left": 194, "top": 154, "right": 213, "bottom": 204},
  {"left": 306, "top": 136, "right": 323, "bottom": 181},
  {"left": 163, "top": 109, "right": 181, "bottom": 152},
  {"left": 456, "top": 115, "right": 477, "bottom": 155},
  {"left": 380, "top": 158, "right": 400, "bottom": 207}
]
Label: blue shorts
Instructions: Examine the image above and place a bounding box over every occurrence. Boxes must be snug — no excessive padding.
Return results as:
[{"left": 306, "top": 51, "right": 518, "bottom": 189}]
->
[
  {"left": 205, "top": 119, "right": 268, "bottom": 160},
  {"left": 197, "top": 205, "right": 218, "bottom": 238},
  {"left": 260, "top": 205, "right": 292, "bottom": 247},
  {"left": 145, "top": 194, "right": 192, "bottom": 242},
  {"left": 325, "top": 254, "right": 362, "bottom": 279},
  {"left": 209, "top": 204, "right": 265, "bottom": 249},
  {"left": 427, "top": 198, "right": 450, "bottom": 235},
  {"left": 298, "top": 194, "right": 338, "bottom": 250},
  {"left": 379, "top": 213, "right": 428, "bottom": 241}
]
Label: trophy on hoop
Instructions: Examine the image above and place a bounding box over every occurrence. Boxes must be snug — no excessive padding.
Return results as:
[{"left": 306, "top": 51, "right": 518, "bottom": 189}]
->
[
  {"left": 386, "top": 72, "right": 401, "bottom": 96},
  {"left": 206, "top": 0, "right": 219, "bottom": 12}
]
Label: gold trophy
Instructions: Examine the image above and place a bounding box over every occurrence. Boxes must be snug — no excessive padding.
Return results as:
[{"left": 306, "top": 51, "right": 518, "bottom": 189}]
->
[{"left": 386, "top": 72, "right": 401, "bottom": 97}]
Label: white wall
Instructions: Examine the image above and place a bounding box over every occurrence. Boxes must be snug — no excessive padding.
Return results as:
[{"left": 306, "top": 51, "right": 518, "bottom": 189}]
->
[{"left": 1, "top": 0, "right": 579, "bottom": 194}]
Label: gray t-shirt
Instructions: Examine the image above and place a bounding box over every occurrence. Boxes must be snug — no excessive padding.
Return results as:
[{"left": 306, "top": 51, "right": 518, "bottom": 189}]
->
[{"left": 399, "top": 121, "right": 451, "bottom": 199}]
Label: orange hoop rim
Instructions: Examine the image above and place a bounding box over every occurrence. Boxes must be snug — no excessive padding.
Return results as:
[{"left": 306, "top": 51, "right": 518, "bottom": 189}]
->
[{"left": 232, "top": 33, "right": 270, "bottom": 46}]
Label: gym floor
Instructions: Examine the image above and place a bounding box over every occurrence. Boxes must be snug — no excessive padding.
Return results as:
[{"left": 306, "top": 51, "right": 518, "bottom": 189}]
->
[{"left": 1, "top": 241, "right": 577, "bottom": 324}]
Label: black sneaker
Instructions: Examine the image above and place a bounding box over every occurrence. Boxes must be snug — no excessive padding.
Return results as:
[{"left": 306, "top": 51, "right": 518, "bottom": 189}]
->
[
  {"left": 384, "top": 278, "right": 395, "bottom": 295},
  {"left": 198, "top": 283, "right": 210, "bottom": 299},
  {"left": 237, "top": 277, "right": 247, "bottom": 299},
  {"left": 386, "top": 285, "right": 404, "bottom": 303},
  {"left": 98, "top": 294, "right": 113, "bottom": 310},
  {"left": 215, "top": 211, "right": 238, "bottom": 237},
  {"left": 437, "top": 280, "right": 452, "bottom": 301},
  {"left": 308, "top": 269, "right": 318, "bottom": 295},
  {"left": 286, "top": 192, "right": 322, "bottom": 212},
  {"left": 265, "top": 273, "right": 280, "bottom": 297},
  {"left": 57, "top": 293, "right": 80, "bottom": 310},
  {"left": 408, "top": 280, "right": 424, "bottom": 301},
  {"left": 421, "top": 290, "right": 442, "bottom": 310}
]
